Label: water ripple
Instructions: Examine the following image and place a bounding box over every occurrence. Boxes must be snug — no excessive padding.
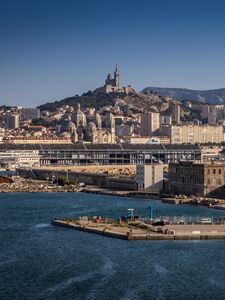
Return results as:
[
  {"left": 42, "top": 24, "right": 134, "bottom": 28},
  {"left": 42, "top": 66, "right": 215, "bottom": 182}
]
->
[{"left": 43, "top": 270, "right": 98, "bottom": 295}]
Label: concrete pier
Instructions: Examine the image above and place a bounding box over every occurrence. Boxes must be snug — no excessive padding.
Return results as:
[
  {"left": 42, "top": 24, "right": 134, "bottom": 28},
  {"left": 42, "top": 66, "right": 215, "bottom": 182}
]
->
[{"left": 52, "top": 219, "right": 225, "bottom": 241}]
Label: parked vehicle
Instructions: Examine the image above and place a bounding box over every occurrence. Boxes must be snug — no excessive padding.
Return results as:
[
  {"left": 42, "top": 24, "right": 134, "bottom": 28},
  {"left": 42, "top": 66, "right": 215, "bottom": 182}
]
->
[{"left": 200, "top": 218, "right": 212, "bottom": 224}]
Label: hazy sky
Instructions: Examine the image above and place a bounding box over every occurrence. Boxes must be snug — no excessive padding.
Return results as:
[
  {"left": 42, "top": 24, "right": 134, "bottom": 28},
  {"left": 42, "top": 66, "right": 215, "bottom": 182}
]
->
[{"left": 1, "top": 0, "right": 225, "bottom": 107}]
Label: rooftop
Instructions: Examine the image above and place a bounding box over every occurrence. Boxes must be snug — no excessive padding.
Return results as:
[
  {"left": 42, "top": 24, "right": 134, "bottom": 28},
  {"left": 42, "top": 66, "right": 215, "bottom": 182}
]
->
[{"left": 0, "top": 143, "right": 202, "bottom": 151}]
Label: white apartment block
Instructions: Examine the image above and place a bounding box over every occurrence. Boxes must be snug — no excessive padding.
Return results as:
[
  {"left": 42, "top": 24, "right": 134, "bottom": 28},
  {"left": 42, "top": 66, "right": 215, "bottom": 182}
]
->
[
  {"left": 169, "top": 125, "right": 224, "bottom": 144},
  {"left": 136, "top": 164, "right": 164, "bottom": 191}
]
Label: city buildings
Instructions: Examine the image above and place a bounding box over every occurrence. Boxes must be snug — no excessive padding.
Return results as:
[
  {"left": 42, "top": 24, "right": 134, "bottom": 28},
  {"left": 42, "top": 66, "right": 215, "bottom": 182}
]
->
[
  {"left": 125, "top": 136, "right": 171, "bottom": 144},
  {"left": 136, "top": 164, "right": 164, "bottom": 191},
  {"left": 192, "top": 103, "right": 225, "bottom": 123},
  {"left": 140, "top": 112, "right": 160, "bottom": 136},
  {"left": 160, "top": 115, "right": 172, "bottom": 126},
  {"left": 20, "top": 108, "right": 40, "bottom": 121},
  {"left": 0, "top": 143, "right": 202, "bottom": 168},
  {"left": 0, "top": 148, "right": 40, "bottom": 168},
  {"left": 168, "top": 161, "right": 225, "bottom": 197},
  {"left": 4, "top": 137, "right": 72, "bottom": 144},
  {"left": 2, "top": 66, "right": 225, "bottom": 153},
  {"left": 7, "top": 114, "right": 19, "bottom": 129},
  {"left": 160, "top": 124, "right": 224, "bottom": 144},
  {"left": 171, "top": 103, "right": 180, "bottom": 124}
]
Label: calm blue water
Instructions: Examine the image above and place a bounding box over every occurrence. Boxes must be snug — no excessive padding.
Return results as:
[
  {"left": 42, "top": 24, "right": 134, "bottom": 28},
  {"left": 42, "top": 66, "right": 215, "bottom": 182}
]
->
[{"left": 1, "top": 193, "right": 225, "bottom": 300}]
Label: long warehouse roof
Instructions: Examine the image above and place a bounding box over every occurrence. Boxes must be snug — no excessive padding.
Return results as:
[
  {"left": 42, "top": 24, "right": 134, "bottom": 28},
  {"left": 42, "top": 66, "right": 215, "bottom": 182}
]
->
[{"left": 0, "top": 143, "right": 202, "bottom": 151}]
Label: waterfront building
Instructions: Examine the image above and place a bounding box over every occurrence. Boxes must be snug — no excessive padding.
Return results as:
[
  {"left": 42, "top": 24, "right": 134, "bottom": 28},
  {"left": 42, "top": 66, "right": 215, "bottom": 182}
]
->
[
  {"left": 168, "top": 161, "right": 225, "bottom": 197},
  {"left": 136, "top": 164, "right": 164, "bottom": 191},
  {"left": 0, "top": 149, "right": 40, "bottom": 168},
  {"left": 25, "top": 143, "right": 201, "bottom": 165},
  {"left": 0, "top": 143, "right": 202, "bottom": 168}
]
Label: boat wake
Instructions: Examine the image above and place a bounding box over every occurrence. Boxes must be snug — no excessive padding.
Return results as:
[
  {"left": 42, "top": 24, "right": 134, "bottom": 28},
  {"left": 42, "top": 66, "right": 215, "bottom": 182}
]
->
[
  {"left": 33, "top": 223, "right": 51, "bottom": 229},
  {"left": 43, "top": 270, "right": 98, "bottom": 295},
  {"left": 84, "top": 257, "right": 117, "bottom": 298}
]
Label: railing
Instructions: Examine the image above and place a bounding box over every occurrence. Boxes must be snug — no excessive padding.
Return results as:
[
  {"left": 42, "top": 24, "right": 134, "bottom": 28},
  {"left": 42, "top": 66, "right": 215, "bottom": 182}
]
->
[{"left": 142, "top": 216, "right": 225, "bottom": 225}]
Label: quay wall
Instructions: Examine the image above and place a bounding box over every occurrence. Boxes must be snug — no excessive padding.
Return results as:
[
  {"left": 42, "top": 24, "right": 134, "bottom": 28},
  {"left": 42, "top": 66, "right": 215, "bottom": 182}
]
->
[
  {"left": 17, "top": 168, "right": 137, "bottom": 190},
  {"left": 52, "top": 220, "right": 129, "bottom": 239},
  {"left": 52, "top": 219, "right": 225, "bottom": 241}
]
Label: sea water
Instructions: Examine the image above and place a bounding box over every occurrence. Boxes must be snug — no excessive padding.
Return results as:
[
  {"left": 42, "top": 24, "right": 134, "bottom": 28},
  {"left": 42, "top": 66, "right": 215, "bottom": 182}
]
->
[{"left": 1, "top": 192, "right": 225, "bottom": 300}]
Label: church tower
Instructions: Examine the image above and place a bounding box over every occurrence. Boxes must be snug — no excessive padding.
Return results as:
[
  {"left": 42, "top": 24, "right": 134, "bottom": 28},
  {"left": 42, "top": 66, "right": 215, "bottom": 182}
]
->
[
  {"left": 114, "top": 64, "right": 120, "bottom": 88},
  {"left": 109, "top": 112, "right": 115, "bottom": 144}
]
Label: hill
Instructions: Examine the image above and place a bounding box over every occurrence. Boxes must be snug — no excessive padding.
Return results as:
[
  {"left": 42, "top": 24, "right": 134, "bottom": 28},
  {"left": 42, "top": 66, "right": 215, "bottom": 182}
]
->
[
  {"left": 142, "top": 87, "right": 225, "bottom": 104},
  {"left": 37, "top": 91, "right": 164, "bottom": 113},
  {"left": 37, "top": 90, "right": 198, "bottom": 122},
  {"left": 37, "top": 92, "right": 122, "bottom": 112}
]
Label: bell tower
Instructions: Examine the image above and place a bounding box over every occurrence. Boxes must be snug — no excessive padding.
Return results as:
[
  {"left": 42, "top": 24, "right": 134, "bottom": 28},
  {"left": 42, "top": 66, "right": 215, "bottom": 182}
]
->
[{"left": 114, "top": 64, "right": 120, "bottom": 88}]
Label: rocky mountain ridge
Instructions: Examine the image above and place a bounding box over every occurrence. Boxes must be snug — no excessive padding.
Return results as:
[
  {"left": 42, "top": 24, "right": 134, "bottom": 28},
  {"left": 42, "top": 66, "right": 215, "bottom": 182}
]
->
[{"left": 142, "top": 87, "right": 225, "bottom": 104}]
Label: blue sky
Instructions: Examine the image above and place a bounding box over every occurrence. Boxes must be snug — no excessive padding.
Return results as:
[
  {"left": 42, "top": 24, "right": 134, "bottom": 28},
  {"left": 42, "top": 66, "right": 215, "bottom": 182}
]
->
[{"left": 0, "top": 0, "right": 225, "bottom": 107}]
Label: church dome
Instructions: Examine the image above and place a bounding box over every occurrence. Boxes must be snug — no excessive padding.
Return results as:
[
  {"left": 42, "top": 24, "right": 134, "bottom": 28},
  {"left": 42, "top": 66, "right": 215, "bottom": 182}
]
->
[
  {"left": 61, "top": 120, "right": 76, "bottom": 133},
  {"left": 66, "top": 121, "right": 76, "bottom": 132}
]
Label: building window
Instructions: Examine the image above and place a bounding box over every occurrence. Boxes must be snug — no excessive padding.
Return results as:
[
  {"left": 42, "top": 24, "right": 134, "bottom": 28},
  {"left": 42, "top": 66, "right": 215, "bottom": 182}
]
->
[
  {"left": 208, "top": 169, "right": 210, "bottom": 174},
  {"left": 213, "top": 169, "right": 216, "bottom": 174},
  {"left": 219, "top": 169, "right": 222, "bottom": 174},
  {"left": 207, "top": 179, "right": 210, "bottom": 185}
]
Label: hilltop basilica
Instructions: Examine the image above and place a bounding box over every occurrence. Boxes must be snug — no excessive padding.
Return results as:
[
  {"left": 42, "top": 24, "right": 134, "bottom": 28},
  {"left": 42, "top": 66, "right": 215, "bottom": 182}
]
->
[
  {"left": 94, "top": 65, "right": 135, "bottom": 94},
  {"left": 58, "top": 65, "right": 134, "bottom": 144}
]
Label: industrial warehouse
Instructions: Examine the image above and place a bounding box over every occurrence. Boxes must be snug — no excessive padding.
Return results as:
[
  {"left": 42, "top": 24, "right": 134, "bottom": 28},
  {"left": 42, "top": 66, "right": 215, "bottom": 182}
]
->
[{"left": 0, "top": 143, "right": 202, "bottom": 168}]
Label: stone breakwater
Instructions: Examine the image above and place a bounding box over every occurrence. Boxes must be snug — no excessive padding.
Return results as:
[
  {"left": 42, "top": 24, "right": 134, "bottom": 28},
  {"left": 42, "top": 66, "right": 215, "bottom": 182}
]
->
[
  {"left": 0, "top": 183, "right": 81, "bottom": 193},
  {"left": 52, "top": 219, "right": 225, "bottom": 241}
]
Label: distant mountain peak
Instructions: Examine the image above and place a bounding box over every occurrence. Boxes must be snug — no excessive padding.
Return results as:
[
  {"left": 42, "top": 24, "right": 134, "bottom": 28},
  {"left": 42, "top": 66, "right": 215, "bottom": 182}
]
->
[{"left": 141, "top": 87, "right": 225, "bottom": 104}]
